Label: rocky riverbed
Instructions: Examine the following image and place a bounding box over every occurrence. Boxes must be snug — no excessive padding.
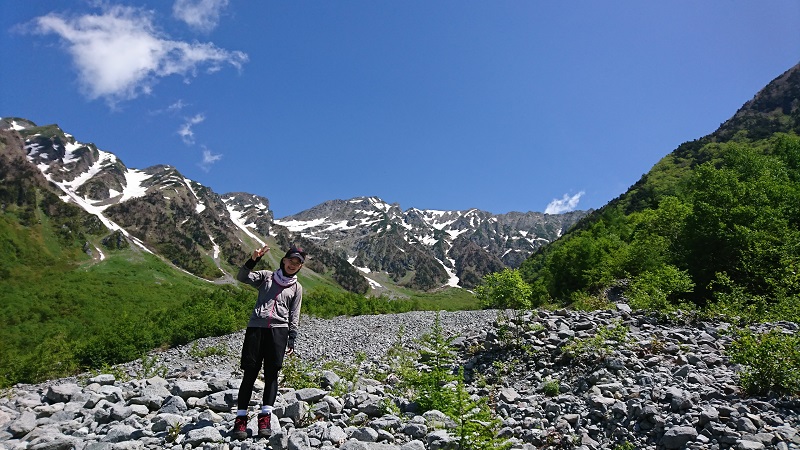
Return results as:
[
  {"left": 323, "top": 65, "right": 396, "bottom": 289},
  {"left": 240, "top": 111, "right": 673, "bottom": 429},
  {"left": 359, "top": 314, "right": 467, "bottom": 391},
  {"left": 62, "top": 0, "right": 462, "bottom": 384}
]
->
[{"left": 1, "top": 306, "right": 799, "bottom": 450}]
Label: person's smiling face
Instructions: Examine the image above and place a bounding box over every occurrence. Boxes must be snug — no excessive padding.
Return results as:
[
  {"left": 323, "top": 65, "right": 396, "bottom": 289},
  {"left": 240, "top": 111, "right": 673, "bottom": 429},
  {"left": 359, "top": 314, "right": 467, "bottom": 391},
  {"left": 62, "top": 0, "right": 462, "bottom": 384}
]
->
[{"left": 283, "top": 256, "right": 303, "bottom": 274}]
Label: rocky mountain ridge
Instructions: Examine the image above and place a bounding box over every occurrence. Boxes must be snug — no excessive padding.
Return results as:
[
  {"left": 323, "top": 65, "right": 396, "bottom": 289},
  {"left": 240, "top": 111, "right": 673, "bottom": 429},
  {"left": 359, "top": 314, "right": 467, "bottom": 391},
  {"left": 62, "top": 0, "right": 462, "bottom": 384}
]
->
[
  {"left": 277, "top": 198, "right": 586, "bottom": 291},
  {"left": 0, "top": 118, "right": 587, "bottom": 292}
]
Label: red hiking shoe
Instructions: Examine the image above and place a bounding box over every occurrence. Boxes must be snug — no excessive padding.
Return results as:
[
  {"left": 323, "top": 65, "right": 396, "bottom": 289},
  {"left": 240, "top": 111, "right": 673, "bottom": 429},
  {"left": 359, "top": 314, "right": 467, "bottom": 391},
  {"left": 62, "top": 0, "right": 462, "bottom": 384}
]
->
[
  {"left": 230, "top": 415, "right": 247, "bottom": 440},
  {"left": 257, "top": 413, "right": 272, "bottom": 437}
]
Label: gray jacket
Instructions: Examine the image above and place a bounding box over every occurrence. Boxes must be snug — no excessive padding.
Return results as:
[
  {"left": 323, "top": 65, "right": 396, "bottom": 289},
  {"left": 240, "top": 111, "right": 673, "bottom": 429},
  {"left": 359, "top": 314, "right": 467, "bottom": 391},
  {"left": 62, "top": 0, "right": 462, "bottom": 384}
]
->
[{"left": 237, "top": 265, "right": 303, "bottom": 338}]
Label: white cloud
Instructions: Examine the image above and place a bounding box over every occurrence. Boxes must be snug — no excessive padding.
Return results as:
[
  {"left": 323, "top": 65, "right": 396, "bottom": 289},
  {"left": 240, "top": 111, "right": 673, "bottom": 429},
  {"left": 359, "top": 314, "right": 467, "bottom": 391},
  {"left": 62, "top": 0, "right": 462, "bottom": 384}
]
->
[
  {"left": 199, "top": 147, "right": 222, "bottom": 172},
  {"left": 168, "top": 100, "right": 188, "bottom": 113},
  {"left": 149, "top": 99, "right": 188, "bottom": 116},
  {"left": 544, "top": 191, "right": 584, "bottom": 214},
  {"left": 173, "top": 0, "right": 229, "bottom": 32},
  {"left": 31, "top": 5, "right": 247, "bottom": 105},
  {"left": 178, "top": 113, "right": 205, "bottom": 144}
]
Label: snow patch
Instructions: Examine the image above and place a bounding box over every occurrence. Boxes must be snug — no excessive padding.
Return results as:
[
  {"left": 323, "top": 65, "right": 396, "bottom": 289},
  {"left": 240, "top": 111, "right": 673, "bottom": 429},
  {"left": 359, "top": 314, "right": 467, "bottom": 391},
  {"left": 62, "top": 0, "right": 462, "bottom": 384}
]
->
[
  {"left": 60, "top": 150, "right": 115, "bottom": 194},
  {"left": 25, "top": 142, "right": 44, "bottom": 157},
  {"left": 275, "top": 217, "right": 327, "bottom": 232},
  {"left": 366, "top": 277, "right": 383, "bottom": 289},
  {"left": 119, "top": 170, "right": 150, "bottom": 203},
  {"left": 226, "top": 204, "right": 266, "bottom": 246},
  {"left": 324, "top": 220, "right": 357, "bottom": 232},
  {"left": 441, "top": 257, "right": 460, "bottom": 288},
  {"left": 183, "top": 178, "right": 206, "bottom": 213},
  {"left": 209, "top": 234, "right": 220, "bottom": 260},
  {"left": 446, "top": 228, "right": 470, "bottom": 239},
  {"left": 62, "top": 141, "right": 84, "bottom": 165}
]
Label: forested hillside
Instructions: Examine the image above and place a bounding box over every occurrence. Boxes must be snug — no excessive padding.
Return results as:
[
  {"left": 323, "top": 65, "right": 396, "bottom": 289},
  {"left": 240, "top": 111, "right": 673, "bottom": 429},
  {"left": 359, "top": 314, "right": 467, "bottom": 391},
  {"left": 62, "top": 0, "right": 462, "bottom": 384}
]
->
[{"left": 520, "top": 63, "right": 800, "bottom": 321}]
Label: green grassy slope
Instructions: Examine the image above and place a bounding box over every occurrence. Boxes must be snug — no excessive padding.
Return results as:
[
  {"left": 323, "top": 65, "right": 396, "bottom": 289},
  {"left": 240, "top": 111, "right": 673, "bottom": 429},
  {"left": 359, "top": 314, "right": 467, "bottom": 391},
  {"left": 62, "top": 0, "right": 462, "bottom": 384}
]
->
[{"left": 0, "top": 207, "right": 479, "bottom": 387}]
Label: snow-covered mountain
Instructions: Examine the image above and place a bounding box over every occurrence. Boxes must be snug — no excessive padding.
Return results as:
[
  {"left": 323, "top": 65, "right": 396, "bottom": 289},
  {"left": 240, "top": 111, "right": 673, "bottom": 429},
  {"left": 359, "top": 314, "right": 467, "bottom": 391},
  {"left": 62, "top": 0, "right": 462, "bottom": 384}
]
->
[
  {"left": 4, "top": 117, "right": 271, "bottom": 280},
  {"left": 1, "top": 117, "right": 588, "bottom": 293},
  {"left": 276, "top": 196, "right": 587, "bottom": 290}
]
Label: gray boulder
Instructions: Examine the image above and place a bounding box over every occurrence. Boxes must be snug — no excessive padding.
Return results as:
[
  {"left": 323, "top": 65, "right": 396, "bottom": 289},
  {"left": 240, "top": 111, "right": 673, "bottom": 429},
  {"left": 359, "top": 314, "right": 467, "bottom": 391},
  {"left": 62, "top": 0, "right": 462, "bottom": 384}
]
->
[
  {"left": 184, "top": 426, "right": 223, "bottom": 445},
  {"left": 171, "top": 380, "right": 211, "bottom": 399},
  {"left": 8, "top": 410, "right": 37, "bottom": 438},
  {"left": 45, "top": 383, "right": 81, "bottom": 403},
  {"left": 661, "top": 426, "right": 699, "bottom": 449}
]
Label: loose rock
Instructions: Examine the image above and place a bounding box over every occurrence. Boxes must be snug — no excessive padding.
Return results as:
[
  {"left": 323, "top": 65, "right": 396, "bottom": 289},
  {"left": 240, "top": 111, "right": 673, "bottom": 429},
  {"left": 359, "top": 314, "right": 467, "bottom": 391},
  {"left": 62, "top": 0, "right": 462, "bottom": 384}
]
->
[{"left": 2, "top": 309, "right": 798, "bottom": 449}]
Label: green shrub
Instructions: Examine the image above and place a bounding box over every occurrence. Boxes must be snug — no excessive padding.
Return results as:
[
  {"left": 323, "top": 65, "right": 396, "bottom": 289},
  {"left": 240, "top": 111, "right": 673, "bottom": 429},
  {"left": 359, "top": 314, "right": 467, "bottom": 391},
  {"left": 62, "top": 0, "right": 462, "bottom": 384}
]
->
[
  {"left": 303, "top": 287, "right": 418, "bottom": 318},
  {"left": 0, "top": 253, "right": 255, "bottom": 387},
  {"left": 451, "top": 368, "right": 513, "bottom": 450},
  {"left": 188, "top": 342, "right": 231, "bottom": 358},
  {"left": 520, "top": 134, "right": 800, "bottom": 315},
  {"left": 627, "top": 265, "right": 694, "bottom": 311},
  {"left": 411, "top": 313, "right": 459, "bottom": 413},
  {"left": 570, "top": 290, "right": 613, "bottom": 311},
  {"left": 563, "top": 321, "right": 630, "bottom": 360},
  {"left": 728, "top": 329, "right": 800, "bottom": 396},
  {"left": 280, "top": 354, "right": 318, "bottom": 390},
  {"left": 138, "top": 354, "right": 168, "bottom": 379},
  {"left": 542, "top": 378, "right": 560, "bottom": 397},
  {"left": 707, "top": 272, "right": 800, "bottom": 323},
  {"left": 475, "top": 269, "right": 532, "bottom": 310},
  {"left": 397, "top": 312, "right": 512, "bottom": 449},
  {"left": 614, "top": 442, "right": 636, "bottom": 450}
]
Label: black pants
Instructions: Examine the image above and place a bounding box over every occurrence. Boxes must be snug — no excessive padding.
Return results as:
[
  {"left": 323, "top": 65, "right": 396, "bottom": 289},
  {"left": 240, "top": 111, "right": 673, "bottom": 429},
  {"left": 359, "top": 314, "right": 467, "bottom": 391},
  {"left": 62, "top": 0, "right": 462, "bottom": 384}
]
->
[{"left": 237, "top": 327, "right": 289, "bottom": 410}]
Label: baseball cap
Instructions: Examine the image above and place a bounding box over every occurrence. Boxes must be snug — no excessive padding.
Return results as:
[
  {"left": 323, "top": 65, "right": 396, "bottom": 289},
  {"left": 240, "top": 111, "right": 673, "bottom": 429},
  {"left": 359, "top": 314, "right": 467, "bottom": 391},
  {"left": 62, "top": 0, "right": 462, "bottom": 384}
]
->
[{"left": 284, "top": 246, "right": 306, "bottom": 263}]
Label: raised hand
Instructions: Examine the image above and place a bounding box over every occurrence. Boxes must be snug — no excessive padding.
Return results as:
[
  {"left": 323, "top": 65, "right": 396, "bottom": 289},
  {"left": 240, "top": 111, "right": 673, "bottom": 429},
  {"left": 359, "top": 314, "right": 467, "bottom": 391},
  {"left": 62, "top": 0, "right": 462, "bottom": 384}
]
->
[{"left": 252, "top": 244, "right": 270, "bottom": 260}]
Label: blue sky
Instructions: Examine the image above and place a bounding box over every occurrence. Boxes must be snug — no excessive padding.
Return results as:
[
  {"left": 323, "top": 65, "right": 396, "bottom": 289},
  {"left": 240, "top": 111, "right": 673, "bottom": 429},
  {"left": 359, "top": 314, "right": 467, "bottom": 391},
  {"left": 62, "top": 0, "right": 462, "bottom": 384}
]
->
[{"left": 3, "top": 1, "right": 799, "bottom": 218}]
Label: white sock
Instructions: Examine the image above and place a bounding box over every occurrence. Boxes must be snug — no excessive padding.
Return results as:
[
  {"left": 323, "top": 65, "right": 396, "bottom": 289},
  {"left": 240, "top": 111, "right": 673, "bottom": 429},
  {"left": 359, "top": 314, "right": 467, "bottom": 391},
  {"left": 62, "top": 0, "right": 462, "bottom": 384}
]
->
[
  {"left": 236, "top": 410, "right": 247, "bottom": 417},
  {"left": 260, "top": 406, "right": 272, "bottom": 415}
]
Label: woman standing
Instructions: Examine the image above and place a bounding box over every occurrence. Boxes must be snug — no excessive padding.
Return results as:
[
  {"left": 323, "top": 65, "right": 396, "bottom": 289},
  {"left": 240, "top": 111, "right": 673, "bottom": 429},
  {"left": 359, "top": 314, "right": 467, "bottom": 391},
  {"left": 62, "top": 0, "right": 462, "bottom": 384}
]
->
[{"left": 230, "top": 244, "right": 305, "bottom": 440}]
